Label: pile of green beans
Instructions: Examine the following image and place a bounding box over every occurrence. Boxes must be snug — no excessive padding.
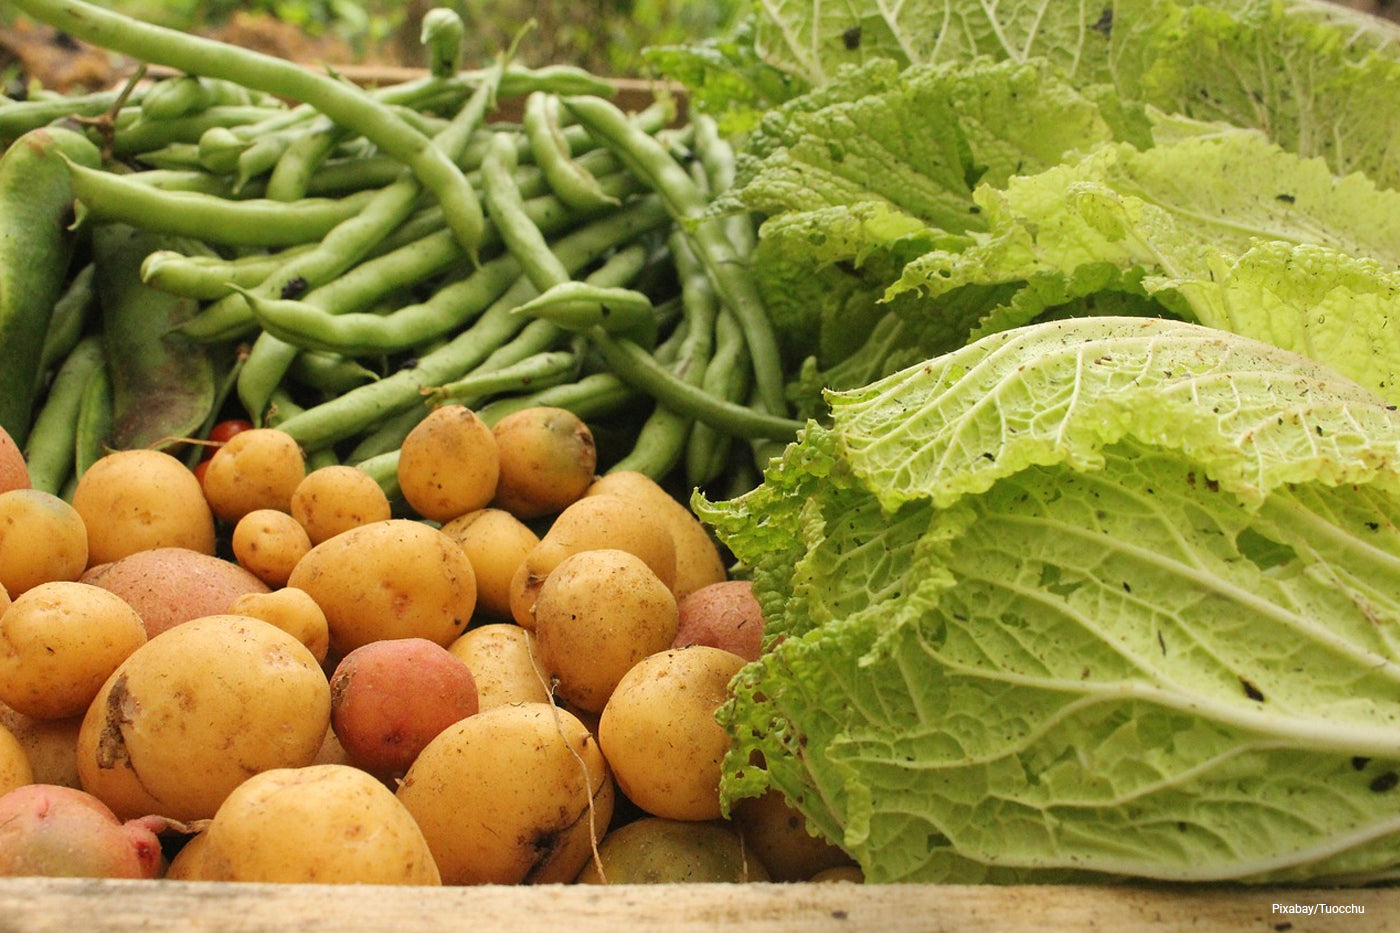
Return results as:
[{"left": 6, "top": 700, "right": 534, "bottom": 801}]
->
[{"left": 3, "top": 0, "right": 804, "bottom": 503}]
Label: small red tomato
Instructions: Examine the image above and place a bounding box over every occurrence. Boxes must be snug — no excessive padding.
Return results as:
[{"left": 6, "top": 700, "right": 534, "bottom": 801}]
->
[
  {"left": 201, "top": 419, "right": 255, "bottom": 462},
  {"left": 193, "top": 458, "right": 211, "bottom": 487}
]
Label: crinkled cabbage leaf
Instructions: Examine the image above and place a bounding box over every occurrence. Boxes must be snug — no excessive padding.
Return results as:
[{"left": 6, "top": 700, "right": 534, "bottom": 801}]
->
[{"left": 698, "top": 316, "right": 1400, "bottom": 884}]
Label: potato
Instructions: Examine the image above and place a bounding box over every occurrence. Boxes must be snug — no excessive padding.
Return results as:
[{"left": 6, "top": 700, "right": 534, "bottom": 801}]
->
[
  {"left": 76, "top": 614, "right": 331, "bottom": 822},
  {"left": 289, "top": 464, "right": 392, "bottom": 544},
  {"left": 226, "top": 587, "right": 330, "bottom": 665},
  {"left": 438, "top": 508, "right": 538, "bottom": 621},
  {"left": 587, "top": 471, "right": 727, "bottom": 599},
  {"left": 0, "top": 783, "right": 163, "bottom": 879},
  {"left": 673, "top": 579, "right": 765, "bottom": 662},
  {"left": 509, "top": 493, "right": 677, "bottom": 628},
  {"left": 0, "top": 719, "right": 32, "bottom": 796},
  {"left": 0, "top": 701, "right": 80, "bottom": 789},
  {"left": 195, "top": 765, "right": 441, "bottom": 885},
  {"left": 397, "top": 702, "right": 614, "bottom": 885},
  {"left": 575, "top": 817, "right": 769, "bottom": 884},
  {"left": 0, "top": 489, "right": 88, "bottom": 597},
  {"left": 287, "top": 519, "right": 476, "bottom": 655},
  {"left": 533, "top": 549, "right": 679, "bottom": 713},
  {"left": 811, "top": 865, "right": 865, "bottom": 883},
  {"left": 0, "top": 425, "right": 28, "bottom": 494},
  {"left": 71, "top": 448, "right": 216, "bottom": 564},
  {"left": 0, "top": 581, "right": 147, "bottom": 720},
  {"left": 329, "top": 638, "right": 479, "bottom": 778},
  {"left": 490, "top": 406, "right": 597, "bottom": 519},
  {"left": 598, "top": 646, "right": 746, "bottom": 821},
  {"left": 731, "top": 787, "right": 856, "bottom": 882},
  {"left": 200, "top": 427, "right": 307, "bottom": 524},
  {"left": 164, "top": 830, "right": 209, "bottom": 881},
  {"left": 230, "top": 507, "right": 312, "bottom": 587},
  {"left": 397, "top": 404, "right": 499, "bottom": 523},
  {"left": 446, "top": 623, "right": 551, "bottom": 710},
  {"left": 81, "top": 546, "right": 269, "bottom": 638}
]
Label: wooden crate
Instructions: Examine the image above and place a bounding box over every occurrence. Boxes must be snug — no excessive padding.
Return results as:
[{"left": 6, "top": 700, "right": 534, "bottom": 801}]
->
[{"left": 2, "top": 876, "right": 1398, "bottom": 931}]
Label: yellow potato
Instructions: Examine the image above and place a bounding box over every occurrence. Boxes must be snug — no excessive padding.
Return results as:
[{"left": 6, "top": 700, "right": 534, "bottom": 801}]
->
[
  {"left": 731, "top": 787, "right": 857, "bottom": 882},
  {"left": 200, "top": 428, "right": 307, "bottom": 524},
  {"left": 598, "top": 646, "right": 746, "bottom": 821},
  {"left": 0, "top": 489, "right": 88, "bottom": 596},
  {"left": 587, "top": 471, "right": 728, "bottom": 598},
  {"left": 163, "top": 831, "right": 209, "bottom": 881},
  {"left": 508, "top": 493, "right": 677, "bottom": 628},
  {"left": 397, "top": 405, "right": 499, "bottom": 523},
  {"left": 490, "top": 406, "right": 597, "bottom": 519},
  {"left": 446, "top": 623, "right": 551, "bottom": 710},
  {"left": 533, "top": 549, "right": 679, "bottom": 713},
  {"left": 196, "top": 765, "right": 441, "bottom": 885},
  {"left": 76, "top": 614, "right": 330, "bottom": 822},
  {"left": 71, "top": 449, "right": 216, "bottom": 564},
  {"left": 0, "top": 581, "right": 147, "bottom": 720},
  {"left": 287, "top": 519, "right": 476, "bottom": 655},
  {"left": 230, "top": 508, "right": 312, "bottom": 587},
  {"left": 289, "top": 465, "right": 392, "bottom": 544},
  {"left": 397, "top": 702, "right": 613, "bottom": 885},
  {"left": 0, "top": 701, "right": 81, "bottom": 789},
  {"left": 0, "top": 719, "right": 32, "bottom": 796},
  {"left": 226, "top": 587, "right": 330, "bottom": 665},
  {"left": 438, "top": 508, "right": 538, "bottom": 621}
]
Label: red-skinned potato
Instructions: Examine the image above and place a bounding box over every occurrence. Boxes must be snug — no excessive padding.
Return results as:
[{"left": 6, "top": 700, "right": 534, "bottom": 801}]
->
[
  {"left": 0, "top": 783, "right": 164, "bottom": 879},
  {"left": 329, "top": 638, "right": 479, "bottom": 778},
  {"left": 672, "top": 580, "right": 765, "bottom": 662},
  {"left": 80, "top": 547, "right": 269, "bottom": 638},
  {"left": 0, "top": 426, "right": 28, "bottom": 494}
]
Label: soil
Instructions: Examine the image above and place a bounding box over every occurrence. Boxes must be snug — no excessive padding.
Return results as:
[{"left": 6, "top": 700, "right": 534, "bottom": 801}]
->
[{"left": 1, "top": 11, "right": 414, "bottom": 95}]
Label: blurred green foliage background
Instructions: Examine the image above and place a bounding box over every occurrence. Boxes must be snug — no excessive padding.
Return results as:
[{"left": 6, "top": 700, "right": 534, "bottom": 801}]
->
[{"left": 84, "top": 0, "right": 743, "bottom": 75}]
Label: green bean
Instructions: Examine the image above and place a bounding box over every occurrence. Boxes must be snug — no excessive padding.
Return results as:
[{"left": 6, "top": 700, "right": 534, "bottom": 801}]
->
[
  {"left": 65, "top": 162, "right": 384, "bottom": 247},
  {"left": 421, "top": 8, "right": 465, "bottom": 79},
  {"left": 287, "top": 350, "right": 381, "bottom": 396},
  {"left": 264, "top": 124, "right": 353, "bottom": 201},
  {"left": 13, "top": 0, "right": 487, "bottom": 258},
  {"left": 120, "top": 167, "right": 240, "bottom": 196},
  {"left": 563, "top": 94, "right": 788, "bottom": 417},
  {"left": 73, "top": 363, "right": 113, "bottom": 480},
  {"left": 141, "top": 243, "right": 318, "bottom": 301},
  {"left": 109, "top": 105, "right": 286, "bottom": 157},
  {"left": 245, "top": 194, "right": 667, "bottom": 355},
  {"left": 349, "top": 448, "right": 402, "bottom": 499},
  {"left": 523, "top": 92, "right": 620, "bottom": 212},
  {"left": 587, "top": 333, "right": 801, "bottom": 440},
  {"left": 0, "top": 87, "right": 143, "bottom": 142},
  {"left": 474, "top": 372, "right": 636, "bottom": 427},
  {"left": 181, "top": 161, "right": 644, "bottom": 343},
  {"left": 25, "top": 336, "right": 105, "bottom": 495},
  {"left": 481, "top": 134, "right": 571, "bottom": 290},
  {"left": 347, "top": 405, "right": 429, "bottom": 463},
  {"left": 39, "top": 262, "right": 98, "bottom": 378},
  {"left": 233, "top": 60, "right": 512, "bottom": 422},
  {"left": 139, "top": 74, "right": 213, "bottom": 121},
  {"left": 275, "top": 227, "right": 658, "bottom": 451},
  {"left": 425, "top": 350, "right": 577, "bottom": 406},
  {"left": 686, "top": 310, "right": 749, "bottom": 486},
  {"left": 510, "top": 281, "right": 657, "bottom": 345}
]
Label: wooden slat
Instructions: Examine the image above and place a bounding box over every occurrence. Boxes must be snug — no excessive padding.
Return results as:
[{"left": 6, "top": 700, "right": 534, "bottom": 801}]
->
[{"left": 0, "top": 878, "right": 1395, "bottom": 932}]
